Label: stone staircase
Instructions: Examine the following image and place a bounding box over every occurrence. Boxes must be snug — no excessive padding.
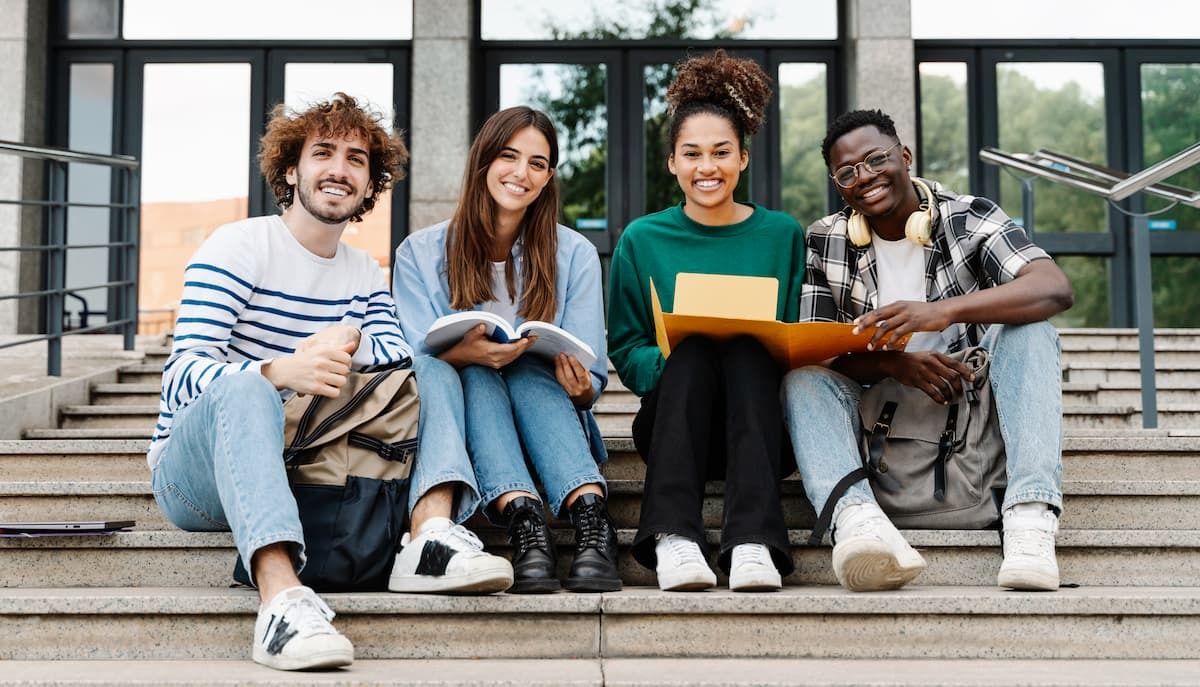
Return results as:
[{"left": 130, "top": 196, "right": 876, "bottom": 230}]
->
[{"left": 2, "top": 329, "right": 1200, "bottom": 685}]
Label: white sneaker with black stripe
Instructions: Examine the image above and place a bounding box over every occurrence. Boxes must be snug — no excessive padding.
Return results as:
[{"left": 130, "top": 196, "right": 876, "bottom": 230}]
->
[
  {"left": 252, "top": 586, "right": 353, "bottom": 671},
  {"left": 388, "top": 517, "right": 514, "bottom": 593}
]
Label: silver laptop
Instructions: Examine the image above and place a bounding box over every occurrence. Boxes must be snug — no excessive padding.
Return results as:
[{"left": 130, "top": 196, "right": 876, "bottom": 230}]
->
[{"left": 0, "top": 520, "right": 135, "bottom": 534}]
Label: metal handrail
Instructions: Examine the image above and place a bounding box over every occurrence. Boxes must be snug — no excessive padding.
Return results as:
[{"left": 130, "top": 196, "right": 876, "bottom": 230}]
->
[
  {"left": 0, "top": 140, "right": 141, "bottom": 375},
  {"left": 980, "top": 143, "right": 1200, "bottom": 429}
]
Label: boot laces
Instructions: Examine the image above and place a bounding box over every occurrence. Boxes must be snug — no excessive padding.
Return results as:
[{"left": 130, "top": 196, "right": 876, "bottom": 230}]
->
[
  {"left": 507, "top": 509, "right": 550, "bottom": 552},
  {"left": 573, "top": 501, "right": 611, "bottom": 551}
]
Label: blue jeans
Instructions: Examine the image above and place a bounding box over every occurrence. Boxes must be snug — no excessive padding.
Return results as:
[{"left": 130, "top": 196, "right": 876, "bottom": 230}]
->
[
  {"left": 460, "top": 355, "right": 604, "bottom": 521},
  {"left": 152, "top": 361, "right": 482, "bottom": 577},
  {"left": 782, "top": 322, "right": 1064, "bottom": 525}
]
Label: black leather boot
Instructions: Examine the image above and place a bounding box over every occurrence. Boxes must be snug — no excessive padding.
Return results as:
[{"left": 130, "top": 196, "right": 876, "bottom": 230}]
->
[
  {"left": 566, "top": 493, "right": 622, "bottom": 592},
  {"left": 503, "top": 496, "right": 560, "bottom": 594}
]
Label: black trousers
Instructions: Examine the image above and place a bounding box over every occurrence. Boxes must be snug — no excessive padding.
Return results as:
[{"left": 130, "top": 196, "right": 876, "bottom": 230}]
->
[{"left": 631, "top": 335, "right": 795, "bottom": 576}]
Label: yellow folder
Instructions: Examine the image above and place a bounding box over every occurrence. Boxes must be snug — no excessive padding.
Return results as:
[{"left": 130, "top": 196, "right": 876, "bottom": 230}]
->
[{"left": 651, "top": 273, "right": 908, "bottom": 369}]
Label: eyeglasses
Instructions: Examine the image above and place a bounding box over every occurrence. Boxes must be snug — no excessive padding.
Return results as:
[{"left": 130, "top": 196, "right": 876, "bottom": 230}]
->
[{"left": 830, "top": 142, "right": 902, "bottom": 189}]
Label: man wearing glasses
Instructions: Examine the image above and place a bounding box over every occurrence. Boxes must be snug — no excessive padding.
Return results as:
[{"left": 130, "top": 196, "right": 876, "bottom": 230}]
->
[{"left": 781, "top": 109, "right": 1074, "bottom": 593}]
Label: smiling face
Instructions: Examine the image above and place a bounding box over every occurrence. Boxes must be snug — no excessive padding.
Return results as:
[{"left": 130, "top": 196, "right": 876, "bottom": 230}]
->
[
  {"left": 285, "top": 130, "right": 373, "bottom": 226},
  {"left": 668, "top": 112, "right": 749, "bottom": 219},
  {"left": 827, "top": 124, "right": 919, "bottom": 232},
  {"left": 485, "top": 126, "right": 554, "bottom": 225}
]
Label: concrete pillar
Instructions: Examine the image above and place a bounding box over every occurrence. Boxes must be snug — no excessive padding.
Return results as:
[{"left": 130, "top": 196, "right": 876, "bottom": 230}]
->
[
  {"left": 408, "top": 0, "right": 474, "bottom": 233},
  {"left": 0, "top": 0, "right": 47, "bottom": 334},
  {"left": 845, "top": 0, "right": 917, "bottom": 164}
]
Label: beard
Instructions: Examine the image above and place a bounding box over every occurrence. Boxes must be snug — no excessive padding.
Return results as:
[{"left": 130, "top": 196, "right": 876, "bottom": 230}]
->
[{"left": 293, "top": 170, "right": 366, "bottom": 225}]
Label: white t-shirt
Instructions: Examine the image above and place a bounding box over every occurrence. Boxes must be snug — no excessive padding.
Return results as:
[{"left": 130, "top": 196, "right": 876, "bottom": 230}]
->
[
  {"left": 872, "top": 236, "right": 949, "bottom": 353},
  {"left": 481, "top": 260, "right": 520, "bottom": 325}
]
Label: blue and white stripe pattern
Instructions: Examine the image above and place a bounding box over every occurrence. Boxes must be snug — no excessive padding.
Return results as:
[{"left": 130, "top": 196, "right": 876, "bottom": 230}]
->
[{"left": 147, "top": 215, "right": 413, "bottom": 468}]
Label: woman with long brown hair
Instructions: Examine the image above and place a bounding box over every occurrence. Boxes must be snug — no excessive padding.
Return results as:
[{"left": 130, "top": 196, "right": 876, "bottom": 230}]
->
[{"left": 393, "top": 106, "right": 617, "bottom": 594}]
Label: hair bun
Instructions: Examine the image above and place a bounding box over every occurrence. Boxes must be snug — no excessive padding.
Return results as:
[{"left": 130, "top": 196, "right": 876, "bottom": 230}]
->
[{"left": 666, "top": 49, "right": 773, "bottom": 136}]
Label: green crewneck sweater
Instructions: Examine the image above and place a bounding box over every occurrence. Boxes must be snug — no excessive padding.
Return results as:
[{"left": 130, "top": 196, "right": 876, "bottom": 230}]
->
[{"left": 607, "top": 201, "right": 806, "bottom": 396}]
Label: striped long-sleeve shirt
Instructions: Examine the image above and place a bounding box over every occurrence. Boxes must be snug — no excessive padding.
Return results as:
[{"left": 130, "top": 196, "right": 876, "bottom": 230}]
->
[{"left": 147, "top": 215, "right": 413, "bottom": 468}]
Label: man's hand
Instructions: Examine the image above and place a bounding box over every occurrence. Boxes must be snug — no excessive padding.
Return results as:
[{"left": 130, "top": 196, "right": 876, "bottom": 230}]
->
[
  {"left": 883, "top": 350, "right": 975, "bottom": 405},
  {"left": 296, "top": 325, "right": 361, "bottom": 355},
  {"left": 555, "top": 353, "right": 595, "bottom": 408},
  {"left": 853, "top": 300, "right": 954, "bottom": 352},
  {"left": 261, "top": 340, "right": 355, "bottom": 398},
  {"left": 438, "top": 324, "right": 533, "bottom": 370}
]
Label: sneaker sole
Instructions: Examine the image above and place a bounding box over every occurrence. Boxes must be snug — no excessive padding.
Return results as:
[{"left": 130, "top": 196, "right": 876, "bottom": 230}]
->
[
  {"left": 833, "top": 540, "right": 927, "bottom": 592},
  {"left": 388, "top": 566, "right": 515, "bottom": 594},
  {"left": 730, "top": 570, "right": 783, "bottom": 592},
  {"left": 997, "top": 567, "right": 1059, "bottom": 591},
  {"left": 657, "top": 564, "right": 717, "bottom": 592},
  {"left": 252, "top": 645, "right": 354, "bottom": 671}
]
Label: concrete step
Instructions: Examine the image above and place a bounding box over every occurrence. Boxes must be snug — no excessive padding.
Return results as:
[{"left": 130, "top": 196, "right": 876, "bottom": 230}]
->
[
  {"left": 116, "top": 364, "right": 162, "bottom": 385},
  {"left": 1062, "top": 382, "right": 1200, "bottom": 406},
  {"left": 0, "top": 439, "right": 147, "bottom": 480},
  {"left": 1063, "top": 362, "right": 1200, "bottom": 386},
  {"left": 1, "top": 528, "right": 1197, "bottom": 588},
  {"left": 5, "top": 477, "right": 1200, "bottom": 532},
  {"left": 23, "top": 428, "right": 151, "bottom": 440},
  {"left": 91, "top": 383, "right": 160, "bottom": 406},
  {"left": 1, "top": 658, "right": 1196, "bottom": 686},
  {"left": 1, "top": 586, "right": 1199, "bottom": 660}
]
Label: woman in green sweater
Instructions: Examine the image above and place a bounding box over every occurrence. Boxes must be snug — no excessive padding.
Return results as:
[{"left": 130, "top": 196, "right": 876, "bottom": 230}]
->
[{"left": 607, "top": 50, "right": 805, "bottom": 592}]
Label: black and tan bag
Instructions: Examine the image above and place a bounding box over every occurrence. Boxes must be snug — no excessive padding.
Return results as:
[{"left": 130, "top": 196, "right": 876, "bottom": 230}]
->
[
  {"left": 809, "top": 347, "right": 1006, "bottom": 544},
  {"left": 235, "top": 366, "right": 419, "bottom": 591}
]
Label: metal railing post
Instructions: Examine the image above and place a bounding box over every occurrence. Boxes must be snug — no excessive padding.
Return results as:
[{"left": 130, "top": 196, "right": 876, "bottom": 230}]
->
[
  {"left": 45, "top": 161, "right": 68, "bottom": 376},
  {"left": 1130, "top": 214, "right": 1158, "bottom": 428},
  {"left": 122, "top": 166, "right": 140, "bottom": 351}
]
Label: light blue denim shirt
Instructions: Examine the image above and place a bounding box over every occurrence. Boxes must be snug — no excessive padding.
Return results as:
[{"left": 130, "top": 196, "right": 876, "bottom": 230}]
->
[{"left": 393, "top": 220, "right": 609, "bottom": 461}]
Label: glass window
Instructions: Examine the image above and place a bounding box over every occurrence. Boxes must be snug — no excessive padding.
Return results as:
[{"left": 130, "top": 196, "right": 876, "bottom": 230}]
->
[
  {"left": 914, "top": 0, "right": 1200, "bottom": 39},
  {"left": 1152, "top": 256, "right": 1200, "bottom": 327},
  {"left": 499, "top": 62, "right": 609, "bottom": 233},
  {"left": 918, "top": 62, "right": 969, "bottom": 193},
  {"left": 284, "top": 63, "right": 396, "bottom": 270},
  {"left": 138, "top": 63, "right": 251, "bottom": 334},
  {"left": 482, "top": 0, "right": 836, "bottom": 40},
  {"left": 778, "top": 62, "right": 828, "bottom": 223},
  {"left": 123, "top": 0, "right": 413, "bottom": 40},
  {"left": 1141, "top": 63, "right": 1200, "bottom": 233},
  {"left": 66, "top": 63, "right": 115, "bottom": 329},
  {"left": 1051, "top": 256, "right": 1110, "bottom": 328},
  {"left": 64, "top": 0, "right": 119, "bottom": 39},
  {"left": 996, "top": 62, "right": 1107, "bottom": 233}
]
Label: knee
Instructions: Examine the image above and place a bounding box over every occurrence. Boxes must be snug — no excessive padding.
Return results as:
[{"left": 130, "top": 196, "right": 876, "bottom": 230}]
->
[
  {"left": 671, "top": 334, "right": 719, "bottom": 364},
  {"left": 207, "top": 372, "right": 278, "bottom": 404},
  {"left": 782, "top": 366, "right": 846, "bottom": 403},
  {"left": 988, "top": 321, "right": 1060, "bottom": 357},
  {"left": 413, "top": 355, "right": 465, "bottom": 404}
]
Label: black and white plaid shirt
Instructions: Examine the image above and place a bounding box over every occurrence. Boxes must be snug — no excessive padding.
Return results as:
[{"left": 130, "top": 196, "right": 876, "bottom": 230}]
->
[{"left": 799, "top": 178, "right": 1051, "bottom": 352}]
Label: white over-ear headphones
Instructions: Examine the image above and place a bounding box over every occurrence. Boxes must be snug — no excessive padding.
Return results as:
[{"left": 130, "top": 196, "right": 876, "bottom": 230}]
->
[{"left": 846, "top": 178, "right": 936, "bottom": 248}]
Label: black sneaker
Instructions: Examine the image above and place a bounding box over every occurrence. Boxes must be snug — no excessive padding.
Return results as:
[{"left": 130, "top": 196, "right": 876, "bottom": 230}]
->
[
  {"left": 504, "top": 496, "right": 561, "bottom": 594},
  {"left": 565, "top": 493, "right": 622, "bottom": 592}
]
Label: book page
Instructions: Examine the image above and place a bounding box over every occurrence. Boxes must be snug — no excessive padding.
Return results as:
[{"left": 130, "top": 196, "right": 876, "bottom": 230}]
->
[
  {"left": 517, "top": 321, "right": 597, "bottom": 368},
  {"left": 424, "top": 311, "right": 515, "bottom": 352}
]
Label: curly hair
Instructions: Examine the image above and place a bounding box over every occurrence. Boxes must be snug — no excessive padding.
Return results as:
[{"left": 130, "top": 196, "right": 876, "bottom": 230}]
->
[
  {"left": 258, "top": 92, "right": 409, "bottom": 223},
  {"left": 666, "top": 49, "right": 773, "bottom": 150},
  {"left": 821, "top": 109, "right": 898, "bottom": 168}
]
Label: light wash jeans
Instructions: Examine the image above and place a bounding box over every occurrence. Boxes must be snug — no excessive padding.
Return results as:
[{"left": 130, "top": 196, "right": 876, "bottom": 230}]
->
[
  {"left": 151, "top": 359, "right": 481, "bottom": 577},
  {"left": 459, "top": 354, "right": 605, "bottom": 521},
  {"left": 782, "top": 321, "right": 1064, "bottom": 526}
]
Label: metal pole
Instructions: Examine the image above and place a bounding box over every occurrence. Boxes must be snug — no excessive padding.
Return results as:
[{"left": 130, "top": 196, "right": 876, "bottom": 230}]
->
[
  {"left": 1130, "top": 214, "right": 1158, "bottom": 428},
  {"left": 122, "top": 167, "right": 140, "bottom": 351},
  {"left": 1021, "top": 178, "right": 1035, "bottom": 235},
  {"left": 46, "top": 162, "right": 67, "bottom": 377}
]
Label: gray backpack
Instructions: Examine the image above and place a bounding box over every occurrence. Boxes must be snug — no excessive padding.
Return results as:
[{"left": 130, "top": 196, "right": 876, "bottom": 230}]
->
[{"left": 808, "top": 347, "right": 1007, "bottom": 544}]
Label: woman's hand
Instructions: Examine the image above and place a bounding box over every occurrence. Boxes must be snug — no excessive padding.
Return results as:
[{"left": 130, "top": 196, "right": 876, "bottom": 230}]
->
[
  {"left": 555, "top": 353, "right": 595, "bottom": 408},
  {"left": 438, "top": 324, "right": 533, "bottom": 370}
]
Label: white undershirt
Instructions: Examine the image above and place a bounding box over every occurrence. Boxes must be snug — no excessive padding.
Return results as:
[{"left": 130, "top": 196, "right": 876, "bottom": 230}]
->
[
  {"left": 872, "top": 237, "right": 948, "bottom": 353},
  {"left": 481, "top": 260, "right": 520, "bottom": 325}
]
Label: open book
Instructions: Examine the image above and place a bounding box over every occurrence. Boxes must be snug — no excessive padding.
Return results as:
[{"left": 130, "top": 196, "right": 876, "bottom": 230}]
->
[
  {"left": 652, "top": 273, "right": 908, "bottom": 369},
  {"left": 425, "top": 311, "right": 597, "bottom": 368}
]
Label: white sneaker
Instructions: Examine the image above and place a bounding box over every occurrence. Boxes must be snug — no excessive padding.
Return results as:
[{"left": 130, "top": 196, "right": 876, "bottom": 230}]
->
[
  {"left": 252, "top": 586, "right": 353, "bottom": 671},
  {"left": 832, "top": 503, "right": 927, "bottom": 592},
  {"left": 654, "top": 534, "right": 717, "bottom": 591},
  {"left": 998, "top": 503, "right": 1060, "bottom": 591},
  {"left": 729, "top": 543, "right": 782, "bottom": 592},
  {"left": 389, "top": 517, "right": 514, "bottom": 594}
]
